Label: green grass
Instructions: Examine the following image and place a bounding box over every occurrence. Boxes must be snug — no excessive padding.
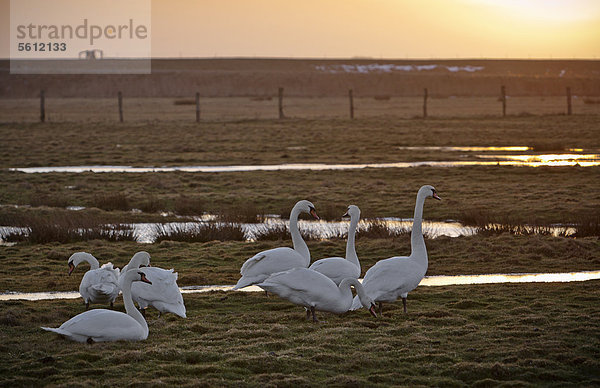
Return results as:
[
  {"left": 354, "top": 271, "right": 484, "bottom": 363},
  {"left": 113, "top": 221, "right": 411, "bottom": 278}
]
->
[
  {"left": 1, "top": 235, "right": 599, "bottom": 293},
  {"left": 1, "top": 281, "right": 599, "bottom": 386}
]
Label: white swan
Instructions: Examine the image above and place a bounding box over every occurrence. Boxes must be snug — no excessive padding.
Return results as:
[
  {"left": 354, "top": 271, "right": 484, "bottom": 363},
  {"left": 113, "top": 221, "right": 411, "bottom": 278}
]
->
[
  {"left": 233, "top": 200, "right": 319, "bottom": 290},
  {"left": 309, "top": 205, "right": 361, "bottom": 285},
  {"left": 120, "top": 251, "right": 186, "bottom": 318},
  {"left": 42, "top": 269, "right": 152, "bottom": 343},
  {"left": 350, "top": 185, "right": 441, "bottom": 315},
  {"left": 258, "top": 268, "right": 377, "bottom": 322},
  {"left": 68, "top": 252, "right": 120, "bottom": 309}
]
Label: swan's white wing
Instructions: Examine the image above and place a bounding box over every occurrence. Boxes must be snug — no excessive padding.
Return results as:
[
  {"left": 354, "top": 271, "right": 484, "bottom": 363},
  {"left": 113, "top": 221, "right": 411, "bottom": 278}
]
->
[
  {"left": 48, "top": 309, "right": 145, "bottom": 341},
  {"left": 131, "top": 267, "right": 186, "bottom": 317},
  {"left": 309, "top": 257, "right": 360, "bottom": 285},
  {"left": 259, "top": 268, "right": 339, "bottom": 308},
  {"left": 234, "top": 247, "right": 307, "bottom": 289},
  {"left": 351, "top": 256, "right": 425, "bottom": 309}
]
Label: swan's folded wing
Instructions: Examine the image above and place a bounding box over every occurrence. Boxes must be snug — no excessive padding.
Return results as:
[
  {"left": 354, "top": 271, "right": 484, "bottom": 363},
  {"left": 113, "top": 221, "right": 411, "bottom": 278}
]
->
[
  {"left": 239, "top": 253, "right": 266, "bottom": 274},
  {"left": 259, "top": 268, "right": 321, "bottom": 296}
]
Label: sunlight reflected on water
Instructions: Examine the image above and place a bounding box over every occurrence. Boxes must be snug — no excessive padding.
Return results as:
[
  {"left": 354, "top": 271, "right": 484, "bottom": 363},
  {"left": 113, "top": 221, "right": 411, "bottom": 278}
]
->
[{"left": 2, "top": 270, "right": 598, "bottom": 301}]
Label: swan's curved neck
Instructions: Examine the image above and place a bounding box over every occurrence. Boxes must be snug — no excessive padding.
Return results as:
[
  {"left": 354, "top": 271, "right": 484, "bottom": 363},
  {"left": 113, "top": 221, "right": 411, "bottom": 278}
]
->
[
  {"left": 289, "top": 207, "right": 310, "bottom": 265},
  {"left": 121, "top": 276, "right": 148, "bottom": 336},
  {"left": 79, "top": 255, "right": 99, "bottom": 270},
  {"left": 345, "top": 215, "right": 360, "bottom": 272},
  {"left": 339, "top": 278, "right": 369, "bottom": 308},
  {"left": 410, "top": 192, "right": 428, "bottom": 266}
]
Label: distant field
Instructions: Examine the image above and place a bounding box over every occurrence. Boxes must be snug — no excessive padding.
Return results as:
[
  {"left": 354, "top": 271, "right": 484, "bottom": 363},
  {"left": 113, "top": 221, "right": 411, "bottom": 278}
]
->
[
  {"left": 1, "top": 96, "right": 599, "bottom": 122},
  {"left": 2, "top": 58, "right": 599, "bottom": 98}
]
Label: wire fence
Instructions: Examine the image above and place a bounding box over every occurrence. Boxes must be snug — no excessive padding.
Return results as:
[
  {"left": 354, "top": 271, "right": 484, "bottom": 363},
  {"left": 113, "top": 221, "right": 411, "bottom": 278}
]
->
[{"left": 1, "top": 88, "right": 599, "bottom": 123}]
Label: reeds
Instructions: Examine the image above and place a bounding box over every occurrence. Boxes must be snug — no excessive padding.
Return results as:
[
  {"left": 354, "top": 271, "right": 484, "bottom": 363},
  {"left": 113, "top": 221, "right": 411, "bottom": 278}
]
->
[
  {"left": 174, "top": 195, "right": 205, "bottom": 216},
  {"left": 217, "top": 203, "right": 265, "bottom": 223},
  {"left": 93, "top": 193, "right": 130, "bottom": 211},
  {"left": 1, "top": 213, "right": 137, "bottom": 244},
  {"left": 153, "top": 222, "right": 245, "bottom": 243}
]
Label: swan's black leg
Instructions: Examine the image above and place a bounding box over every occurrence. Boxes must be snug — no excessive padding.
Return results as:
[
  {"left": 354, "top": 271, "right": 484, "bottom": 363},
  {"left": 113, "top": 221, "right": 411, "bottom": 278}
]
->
[
  {"left": 310, "top": 306, "right": 319, "bottom": 323},
  {"left": 265, "top": 291, "right": 269, "bottom": 297},
  {"left": 140, "top": 308, "right": 146, "bottom": 318},
  {"left": 110, "top": 301, "right": 114, "bottom": 308},
  {"left": 85, "top": 301, "right": 89, "bottom": 310},
  {"left": 158, "top": 311, "right": 162, "bottom": 318},
  {"left": 402, "top": 297, "right": 407, "bottom": 313},
  {"left": 378, "top": 302, "right": 383, "bottom": 317},
  {"left": 87, "top": 337, "right": 94, "bottom": 344},
  {"left": 306, "top": 308, "right": 311, "bottom": 320}
]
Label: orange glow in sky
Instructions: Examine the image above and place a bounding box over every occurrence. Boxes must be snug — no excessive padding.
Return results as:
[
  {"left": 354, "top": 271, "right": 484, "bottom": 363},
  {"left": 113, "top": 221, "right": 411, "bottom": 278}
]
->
[{"left": 1, "top": 0, "right": 599, "bottom": 58}]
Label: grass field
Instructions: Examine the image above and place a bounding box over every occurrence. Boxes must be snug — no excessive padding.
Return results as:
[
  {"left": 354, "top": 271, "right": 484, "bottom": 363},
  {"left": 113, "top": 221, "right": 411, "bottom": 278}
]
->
[
  {"left": 0, "top": 100, "right": 599, "bottom": 385},
  {"left": 1, "top": 282, "right": 599, "bottom": 387}
]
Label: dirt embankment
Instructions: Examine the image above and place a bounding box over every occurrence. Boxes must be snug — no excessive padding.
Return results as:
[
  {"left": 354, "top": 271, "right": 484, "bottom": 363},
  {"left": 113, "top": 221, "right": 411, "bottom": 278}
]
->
[{"left": 1, "top": 58, "right": 599, "bottom": 98}]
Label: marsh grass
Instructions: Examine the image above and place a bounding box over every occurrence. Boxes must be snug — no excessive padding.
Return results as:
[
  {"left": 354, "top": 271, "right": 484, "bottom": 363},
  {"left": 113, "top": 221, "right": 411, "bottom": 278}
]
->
[
  {"left": 574, "top": 214, "right": 600, "bottom": 237},
  {"left": 217, "top": 203, "right": 265, "bottom": 223},
  {"left": 153, "top": 223, "right": 245, "bottom": 243},
  {"left": 253, "top": 224, "right": 321, "bottom": 241},
  {"left": 93, "top": 193, "right": 130, "bottom": 212},
  {"left": 0, "top": 212, "right": 137, "bottom": 244},
  {"left": 358, "top": 219, "right": 411, "bottom": 240},
  {"left": 174, "top": 195, "right": 205, "bottom": 216},
  {"left": 1, "top": 281, "right": 599, "bottom": 386}
]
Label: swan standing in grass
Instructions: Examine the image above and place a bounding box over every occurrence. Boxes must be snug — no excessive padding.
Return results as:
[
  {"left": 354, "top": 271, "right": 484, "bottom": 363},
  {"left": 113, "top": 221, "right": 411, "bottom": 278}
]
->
[
  {"left": 233, "top": 200, "right": 319, "bottom": 290},
  {"left": 68, "top": 252, "right": 120, "bottom": 309},
  {"left": 120, "top": 251, "right": 186, "bottom": 318},
  {"left": 350, "top": 185, "right": 441, "bottom": 315},
  {"left": 309, "top": 205, "right": 361, "bottom": 285},
  {"left": 258, "top": 268, "right": 377, "bottom": 322},
  {"left": 42, "top": 270, "right": 152, "bottom": 343}
]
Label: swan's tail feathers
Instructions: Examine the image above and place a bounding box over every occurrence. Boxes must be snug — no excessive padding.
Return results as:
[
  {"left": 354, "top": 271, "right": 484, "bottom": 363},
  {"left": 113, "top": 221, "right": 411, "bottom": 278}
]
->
[
  {"left": 41, "top": 326, "right": 66, "bottom": 335},
  {"left": 91, "top": 283, "right": 117, "bottom": 295},
  {"left": 350, "top": 295, "right": 362, "bottom": 311}
]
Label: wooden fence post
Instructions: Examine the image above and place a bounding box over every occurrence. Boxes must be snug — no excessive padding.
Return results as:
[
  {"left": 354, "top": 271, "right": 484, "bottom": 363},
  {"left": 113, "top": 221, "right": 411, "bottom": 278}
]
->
[
  {"left": 195, "top": 92, "right": 201, "bottom": 122},
  {"left": 566, "top": 87, "right": 572, "bottom": 116},
  {"left": 423, "top": 88, "right": 428, "bottom": 118},
  {"left": 118, "top": 91, "right": 123, "bottom": 123},
  {"left": 40, "top": 90, "right": 45, "bottom": 123},
  {"left": 278, "top": 87, "right": 284, "bottom": 119},
  {"left": 348, "top": 89, "right": 354, "bottom": 119},
  {"left": 501, "top": 85, "right": 506, "bottom": 117}
]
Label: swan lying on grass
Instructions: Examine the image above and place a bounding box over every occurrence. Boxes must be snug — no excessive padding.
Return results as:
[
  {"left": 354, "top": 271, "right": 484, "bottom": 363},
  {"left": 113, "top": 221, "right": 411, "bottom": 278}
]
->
[
  {"left": 67, "top": 252, "right": 120, "bottom": 309},
  {"left": 258, "top": 267, "right": 377, "bottom": 322},
  {"left": 233, "top": 200, "right": 319, "bottom": 290},
  {"left": 42, "top": 269, "right": 152, "bottom": 343},
  {"left": 350, "top": 185, "right": 441, "bottom": 315},
  {"left": 309, "top": 205, "right": 361, "bottom": 285},
  {"left": 121, "top": 251, "right": 187, "bottom": 318}
]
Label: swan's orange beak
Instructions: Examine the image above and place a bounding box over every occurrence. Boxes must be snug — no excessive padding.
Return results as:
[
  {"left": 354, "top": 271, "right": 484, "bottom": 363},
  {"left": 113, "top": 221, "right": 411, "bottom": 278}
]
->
[
  {"left": 369, "top": 304, "right": 378, "bottom": 318},
  {"left": 433, "top": 192, "right": 441, "bottom": 201},
  {"left": 342, "top": 212, "right": 349, "bottom": 218},
  {"left": 310, "top": 209, "right": 320, "bottom": 220},
  {"left": 139, "top": 272, "right": 152, "bottom": 285},
  {"left": 68, "top": 262, "right": 75, "bottom": 276}
]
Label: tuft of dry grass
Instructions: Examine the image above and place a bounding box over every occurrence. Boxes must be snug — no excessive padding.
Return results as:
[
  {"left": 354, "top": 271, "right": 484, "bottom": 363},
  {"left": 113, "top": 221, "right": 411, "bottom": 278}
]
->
[
  {"left": 93, "top": 193, "right": 130, "bottom": 212},
  {"left": 153, "top": 222, "right": 245, "bottom": 243}
]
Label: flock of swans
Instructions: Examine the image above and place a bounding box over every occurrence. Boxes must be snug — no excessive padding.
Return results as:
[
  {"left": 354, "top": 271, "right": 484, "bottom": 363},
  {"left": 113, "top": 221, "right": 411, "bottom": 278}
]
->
[{"left": 43, "top": 185, "right": 440, "bottom": 342}]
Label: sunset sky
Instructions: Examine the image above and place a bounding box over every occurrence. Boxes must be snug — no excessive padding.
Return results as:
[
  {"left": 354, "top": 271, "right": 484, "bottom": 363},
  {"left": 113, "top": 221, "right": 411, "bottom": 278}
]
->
[{"left": 2, "top": 0, "right": 599, "bottom": 59}]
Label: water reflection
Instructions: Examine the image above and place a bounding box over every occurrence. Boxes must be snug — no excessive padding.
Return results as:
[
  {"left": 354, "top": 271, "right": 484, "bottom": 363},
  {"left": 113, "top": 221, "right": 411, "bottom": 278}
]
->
[
  {"left": 8, "top": 155, "right": 600, "bottom": 175},
  {"left": 398, "top": 146, "right": 532, "bottom": 152},
  {"left": 2, "top": 270, "right": 599, "bottom": 301}
]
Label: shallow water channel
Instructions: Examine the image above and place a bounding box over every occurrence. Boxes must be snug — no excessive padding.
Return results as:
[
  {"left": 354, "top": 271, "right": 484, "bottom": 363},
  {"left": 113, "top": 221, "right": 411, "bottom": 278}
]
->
[{"left": 2, "top": 270, "right": 599, "bottom": 302}]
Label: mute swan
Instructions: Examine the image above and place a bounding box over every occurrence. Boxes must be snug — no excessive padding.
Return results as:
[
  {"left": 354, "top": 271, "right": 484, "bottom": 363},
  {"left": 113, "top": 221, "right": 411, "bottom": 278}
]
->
[
  {"left": 121, "top": 251, "right": 186, "bottom": 318},
  {"left": 258, "top": 268, "right": 377, "bottom": 322},
  {"left": 350, "top": 185, "right": 441, "bottom": 315},
  {"left": 42, "top": 269, "right": 152, "bottom": 343},
  {"left": 309, "top": 205, "right": 361, "bottom": 285},
  {"left": 233, "top": 200, "right": 319, "bottom": 290},
  {"left": 68, "top": 252, "right": 120, "bottom": 309}
]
